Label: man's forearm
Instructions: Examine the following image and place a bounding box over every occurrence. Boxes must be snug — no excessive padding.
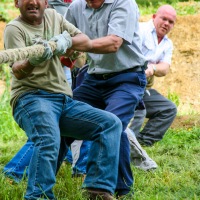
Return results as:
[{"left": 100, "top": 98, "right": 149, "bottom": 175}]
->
[
  {"left": 90, "top": 35, "right": 123, "bottom": 54},
  {"left": 153, "top": 62, "right": 170, "bottom": 77},
  {"left": 71, "top": 34, "right": 123, "bottom": 54},
  {"left": 12, "top": 60, "right": 35, "bottom": 80},
  {"left": 145, "top": 62, "right": 170, "bottom": 78},
  {"left": 71, "top": 33, "right": 93, "bottom": 52}
]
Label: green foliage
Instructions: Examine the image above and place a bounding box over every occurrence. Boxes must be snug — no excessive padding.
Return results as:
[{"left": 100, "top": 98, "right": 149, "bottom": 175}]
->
[
  {"left": 0, "top": 65, "right": 24, "bottom": 142},
  {"left": 137, "top": 0, "right": 179, "bottom": 7},
  {"left": 137, "top": 0, "right": 199, "bottom": 7},
  {"left": 0, "top": 1, "right": 19, "bottom": 22},
  {"left": 138, "top": 0, "right": 200, "bottom": 16},
  {"left": 132, "top": 127, "right": 200, "bottom": 200},
  {"left": 167, "top": 90, "right": 180, "bottom": 107},
  {"left": 1, "top": 0, "right": 15, "bottom": 2}
]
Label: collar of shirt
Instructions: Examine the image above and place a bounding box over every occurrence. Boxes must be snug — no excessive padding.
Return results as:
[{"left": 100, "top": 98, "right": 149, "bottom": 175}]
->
[
  {"left": 148, "top": 19, "right": 168, "bottom": 42},
  {"left": 85, "top": 0, "right": 114, "bottom": 9}
]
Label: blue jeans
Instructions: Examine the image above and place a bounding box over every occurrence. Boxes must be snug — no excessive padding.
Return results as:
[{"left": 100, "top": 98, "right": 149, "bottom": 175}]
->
[
  {"left": 65, "top": 147, "right": 73, "bottom": 164},
  {"left": 12, "top": 90, "right": 122, "bottom": 199},
  {"left": 3, "top": 141, "right": 86, "bottom": 182},
  {"left": 73, "top": 71, "right": 146, "bottom": 196},
  {"left": 3, "top": 139, "right": 34, "bottom": 183},
  {"left": 69, "top": 140, "right": 92, "bottom": 175}
]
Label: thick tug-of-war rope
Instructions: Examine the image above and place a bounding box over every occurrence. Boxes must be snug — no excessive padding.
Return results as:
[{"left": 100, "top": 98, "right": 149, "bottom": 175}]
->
[{"left": 0, "top": 41, "right": 57, "bottom": 64}]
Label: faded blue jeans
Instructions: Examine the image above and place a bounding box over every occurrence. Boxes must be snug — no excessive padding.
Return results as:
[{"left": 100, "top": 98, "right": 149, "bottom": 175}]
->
[
  {"left": 3, "top": 140, "right": 87, "bottom": 182},
  {"left": 13, "top": 90, "right": 122, "bottom": 199},
  {"left": 3, "top": 140, "right": 72, "bottom": 182},
  {"left": 3, "top": 139, "right": 34, "bottom": 183},
  {"left": 3, "top": 67, "right": 85, "bottom": 182}
]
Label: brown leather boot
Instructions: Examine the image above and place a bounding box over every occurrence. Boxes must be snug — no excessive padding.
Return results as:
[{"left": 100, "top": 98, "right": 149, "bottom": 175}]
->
[{"left": 83, "top": 188, "right": 116, "bottom": 200}]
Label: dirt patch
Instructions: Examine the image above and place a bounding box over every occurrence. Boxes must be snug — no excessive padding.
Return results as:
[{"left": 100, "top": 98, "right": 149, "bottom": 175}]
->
[
  {"left": 0, "top": 22, "right": 6, "bottom": 50},
  {"left": 171, "top": 115, "right": 200, "bottom": 129},
  {"left": 0, "top": 80, "right": 5, "bottom": 95},
  {"left": 162, "top": 15, "right": 200, "bottom": 114},
  {"left": 0, "top": 14, "right": 200, "bottom": 128}
]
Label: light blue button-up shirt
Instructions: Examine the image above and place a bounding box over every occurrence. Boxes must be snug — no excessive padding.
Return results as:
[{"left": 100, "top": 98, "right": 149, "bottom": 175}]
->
[
  {"left": 139, "top": 19, "right": 173, "bottom": 65},
  {"left": 65, "top": 0, "right": 146, "bottom": 74}
]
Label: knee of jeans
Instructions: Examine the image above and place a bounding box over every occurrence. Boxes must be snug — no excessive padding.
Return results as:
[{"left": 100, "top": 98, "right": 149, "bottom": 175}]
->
[
  {"left": 103, "top": 114, "right": 122, "bottom": 138},
  {"left": 32, "top": 134, "right": 60, "bottom": 151},
  {"left": 109, "top": 114, "right": 122, "bottom": 132}
]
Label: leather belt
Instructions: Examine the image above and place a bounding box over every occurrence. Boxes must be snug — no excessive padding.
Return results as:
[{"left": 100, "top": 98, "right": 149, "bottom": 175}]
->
[{"left": 92, "top": 66, "right": 143, "bottom": 80}]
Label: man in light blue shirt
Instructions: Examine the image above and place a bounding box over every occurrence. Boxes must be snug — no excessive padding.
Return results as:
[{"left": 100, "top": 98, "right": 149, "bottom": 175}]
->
[
  {"left": 65, "top": 0, "right": 147, "bottom": 198},
  {"left": 66, "top": 0, "right": 146, "bottom": 74},
  {"left": 129, "top": 5, "right": 177, "bottom": 147}
]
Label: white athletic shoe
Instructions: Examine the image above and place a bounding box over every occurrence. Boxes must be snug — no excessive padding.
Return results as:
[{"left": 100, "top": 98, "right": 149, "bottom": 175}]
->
[
  {"left": 133, "top": 157, "right": 158, "bottom": 171},
  {"left": 125, "top": 127, "right": 158, "bottom": 171}
]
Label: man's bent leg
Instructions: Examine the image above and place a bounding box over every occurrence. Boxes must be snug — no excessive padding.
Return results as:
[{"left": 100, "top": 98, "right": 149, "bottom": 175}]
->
[
  {"left": 104, "top": 74, "right": 146, "bottom": 196},
  {"left": 128, "top": 109, "right": 146, "bottom": 137},
  {"left": 72, "top": 71, "right": 146, "bottom": 196},
  {"left": 137, "top": 89, "right": 177, "bottom": 146},
  {"left": 126, "top": 128, "right": 158, "bottom": 171},
  {"left": 14, "top": 91, "right": 65, "bottom": 199},
  {"left": 60, "top": 96, "right": 122, "bottom": 195}
]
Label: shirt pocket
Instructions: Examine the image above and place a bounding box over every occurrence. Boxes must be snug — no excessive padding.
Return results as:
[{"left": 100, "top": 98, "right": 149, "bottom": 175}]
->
[{"left": 142, "top": 40, "right": 154, "bottom": 55}]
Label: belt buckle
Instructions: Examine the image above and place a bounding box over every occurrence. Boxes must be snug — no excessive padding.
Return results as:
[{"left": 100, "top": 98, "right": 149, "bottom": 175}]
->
[{"left": 102, "top": 73, "right": 109, "bottom": 79}]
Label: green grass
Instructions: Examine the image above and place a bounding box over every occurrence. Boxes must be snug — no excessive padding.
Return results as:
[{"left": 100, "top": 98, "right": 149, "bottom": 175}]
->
[
  {"left": 133, "top": 127, "right": 200, "bottom": 200},
  {"left": 0, "top": 114, "right": 199, "bottom": 199}
]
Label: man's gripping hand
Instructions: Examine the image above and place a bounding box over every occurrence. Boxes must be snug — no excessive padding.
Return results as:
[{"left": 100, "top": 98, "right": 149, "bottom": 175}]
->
[
  {"left": 29, "top": 38, "right": 53, "bottom": 66},
  {"left": 50, "top": 31, "right": 72, "bottom": 56}
]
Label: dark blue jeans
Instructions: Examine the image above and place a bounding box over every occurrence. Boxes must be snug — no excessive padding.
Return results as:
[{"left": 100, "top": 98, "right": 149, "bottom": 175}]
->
[{"left": 73, "top": 71, "right": 146, "bottom": 195}]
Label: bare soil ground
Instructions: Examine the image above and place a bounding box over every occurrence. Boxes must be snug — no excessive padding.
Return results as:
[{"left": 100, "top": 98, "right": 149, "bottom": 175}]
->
[{"left": 0, "top": 14, "right": 200, "bottom": 128}]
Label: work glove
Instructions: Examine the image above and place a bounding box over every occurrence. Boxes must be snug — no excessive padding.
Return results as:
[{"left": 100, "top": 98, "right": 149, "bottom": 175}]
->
[
  {"left": 50, "top": 31, "right": 72, "bottom": 56},
  {"left": 29, "top": 38, "right": 53, "bottom": 66}
]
